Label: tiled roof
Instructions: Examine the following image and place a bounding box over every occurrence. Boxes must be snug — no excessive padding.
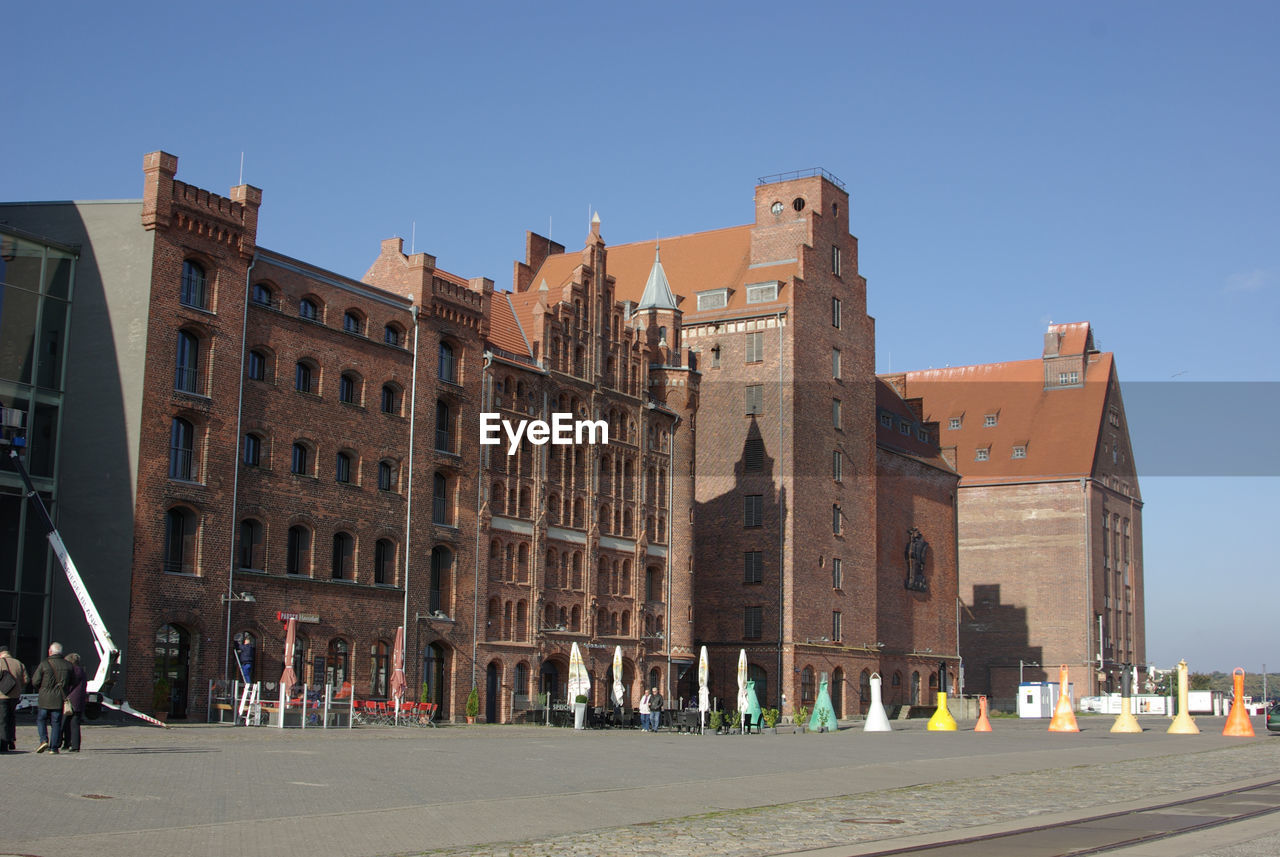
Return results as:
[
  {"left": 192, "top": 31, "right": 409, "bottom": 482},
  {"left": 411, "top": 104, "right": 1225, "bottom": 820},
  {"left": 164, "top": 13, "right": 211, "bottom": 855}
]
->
[
  {"left": 874, "top": 378, "right": 956, "bottom": 474},
  {"left": 521, "top": 225, "right": 795, "bottom": 318},
  {"left": 487, "top": 291, "right": 534, "bottom": 359},
  {"left": 897, "top": 352, "right": 1114, "bottom": 486}
]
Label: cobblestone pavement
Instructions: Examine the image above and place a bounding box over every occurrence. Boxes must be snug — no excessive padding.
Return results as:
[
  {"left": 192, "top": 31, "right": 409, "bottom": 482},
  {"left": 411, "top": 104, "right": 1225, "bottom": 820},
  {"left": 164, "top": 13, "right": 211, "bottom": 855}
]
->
[{"left": 407, "top": 738, "right": 1280, "bottom": 857}]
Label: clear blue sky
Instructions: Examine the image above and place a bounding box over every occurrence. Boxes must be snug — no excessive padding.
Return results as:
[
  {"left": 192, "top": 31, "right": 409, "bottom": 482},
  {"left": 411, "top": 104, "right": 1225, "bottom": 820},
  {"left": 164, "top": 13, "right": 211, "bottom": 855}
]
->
[{"left": 5, "top": 1, "right": 1277, "bottom": 673}]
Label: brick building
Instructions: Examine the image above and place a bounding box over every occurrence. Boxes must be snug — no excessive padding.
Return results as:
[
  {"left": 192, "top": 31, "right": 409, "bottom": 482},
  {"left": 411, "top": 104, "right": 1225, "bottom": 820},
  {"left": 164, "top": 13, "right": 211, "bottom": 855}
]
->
[
  {"left": 886, "top": 322, "right": 1145, "bottom": 705},
  {"left": 1, "top": 155, "right": 963, "bottom": 722}
]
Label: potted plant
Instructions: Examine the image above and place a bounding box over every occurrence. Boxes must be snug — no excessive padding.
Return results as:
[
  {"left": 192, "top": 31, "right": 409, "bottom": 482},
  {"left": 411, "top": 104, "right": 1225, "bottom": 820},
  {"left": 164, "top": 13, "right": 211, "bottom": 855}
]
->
[
  {"left": 728, "top": 709, "right": 742, "bottom": 733},
  {"left": 817, "top": 708, "right": 830, "bottom": 733},
  {"left": 708, "top": 709, "right": 724, "bottom": 733},
  {"left": 794, "top": 704, "right": 809, "bottom": 733},
  {"left": 573, "top": 693, "right": 589, "bottom": 730},
  {"left": 152, "top": 677, "right": 171, "bottom": 722},
  {"left": 465, "top": 686, "right": 480, "bottom": 724},
  {"left": 762, "top": 707, "right": 780, "bottom": 733}
]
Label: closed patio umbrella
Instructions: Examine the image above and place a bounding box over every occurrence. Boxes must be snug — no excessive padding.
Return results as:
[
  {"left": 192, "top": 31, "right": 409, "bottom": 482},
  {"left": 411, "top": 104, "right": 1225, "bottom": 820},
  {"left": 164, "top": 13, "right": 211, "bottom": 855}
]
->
[
  {"left": 698, "top": 645, "right": 710, "bottom": 733},
  {"left": 390, "top": 625, "right": 407, "bottom": 724},
  {"left": 611, "top": 645, "right": 625, "bottom": 707},
  {"left": 568, "top": 642, "right": 590, "bottom": 729},
  {"left": 736, "top": 649, "right": 748, "bottom": 734},
  {"left": 280, "top": 617, "right": 298, "bottom": 691}
]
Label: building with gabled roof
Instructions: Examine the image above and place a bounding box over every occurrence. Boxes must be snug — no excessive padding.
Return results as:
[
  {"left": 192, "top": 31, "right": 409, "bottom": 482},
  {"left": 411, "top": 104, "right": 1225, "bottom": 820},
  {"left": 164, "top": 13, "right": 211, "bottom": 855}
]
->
[{"left": 885, "top": 322, "right": 1145, "bottom": 704}]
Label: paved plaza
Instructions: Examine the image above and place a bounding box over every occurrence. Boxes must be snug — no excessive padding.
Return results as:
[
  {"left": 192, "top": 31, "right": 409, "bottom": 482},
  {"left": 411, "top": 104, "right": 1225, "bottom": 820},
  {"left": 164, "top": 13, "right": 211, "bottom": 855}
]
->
[{"left": 3, "top": 714, "right": 1279, "bottom": 857}]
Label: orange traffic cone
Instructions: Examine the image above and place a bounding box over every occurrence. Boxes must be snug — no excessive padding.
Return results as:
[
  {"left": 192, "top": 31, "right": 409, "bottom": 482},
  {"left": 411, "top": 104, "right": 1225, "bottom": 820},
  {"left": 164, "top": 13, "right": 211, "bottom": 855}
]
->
[
  {"left": 1048, "top": 664, "right": 1079, "bottom": 732},
  {"left": 1223, "top": 668, "right": 1255, "bottom": 737},
  {"left": 974, "top": 695, "right": 993, "bottom": 732}
]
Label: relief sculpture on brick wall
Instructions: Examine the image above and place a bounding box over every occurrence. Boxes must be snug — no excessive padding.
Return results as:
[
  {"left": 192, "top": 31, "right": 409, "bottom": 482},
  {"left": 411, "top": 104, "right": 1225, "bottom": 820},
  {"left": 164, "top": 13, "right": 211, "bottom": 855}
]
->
[{"left": 905, "top": 527, "right": 929, "bottom": 592}]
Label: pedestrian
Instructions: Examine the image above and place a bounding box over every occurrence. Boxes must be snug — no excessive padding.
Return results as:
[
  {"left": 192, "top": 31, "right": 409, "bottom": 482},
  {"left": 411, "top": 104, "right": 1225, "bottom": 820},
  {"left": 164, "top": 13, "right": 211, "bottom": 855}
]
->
[
  {"left": 649, "top": 685, "right": 664, "bottom": 732},
  {"left": 59, "top": 653, "right": 87, "bottom": 752},
  {"left": 0, "top": 645, "right": 29, "bottom": 752},
  {"left": 638, "top": 688, "right": 652, "bottom": 731},
  {"left": 31, "top": 642, "right": 73, "bottom": 754}
]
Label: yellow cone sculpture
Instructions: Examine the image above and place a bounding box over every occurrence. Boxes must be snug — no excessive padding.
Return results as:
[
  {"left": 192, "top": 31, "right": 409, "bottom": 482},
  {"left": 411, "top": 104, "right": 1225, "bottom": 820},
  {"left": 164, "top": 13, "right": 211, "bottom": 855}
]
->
[
  {"left": 1222, "top": 668, "right": 1254, "bottom": 737},
  {"left": 1110, "top": 665, "right": 1141, "bottom": 733},
  {"left": 1167, "top": 659, "right": 1199, "bottom": 735},
  {"left": 927, "top": 691, "right": 957, "bottom": 731},
  {"left": 1047, "top": 664, "right": 1079, "bottom": 732}
]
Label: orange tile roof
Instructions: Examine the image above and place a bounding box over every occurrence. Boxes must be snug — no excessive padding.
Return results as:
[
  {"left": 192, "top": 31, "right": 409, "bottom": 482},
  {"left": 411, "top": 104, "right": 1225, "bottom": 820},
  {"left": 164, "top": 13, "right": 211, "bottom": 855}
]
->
[
  {"left": 898, "top": 353, "right": 1114, "bottom": 486},
  {"left": 521, "top": 225, "right": 796, "bottom": 318},
  {"left": 487, "top": 292, "right": 533, "bottom": 358},
  {"left": 875, "top": 378, "right": 956, "bottom": 473}
]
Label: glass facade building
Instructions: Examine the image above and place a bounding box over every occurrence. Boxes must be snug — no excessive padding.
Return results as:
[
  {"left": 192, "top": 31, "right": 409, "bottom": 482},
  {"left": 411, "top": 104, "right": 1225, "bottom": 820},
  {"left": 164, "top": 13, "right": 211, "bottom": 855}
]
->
[{"left": 0, "top": 226, "right": 76, "bottom": 665}]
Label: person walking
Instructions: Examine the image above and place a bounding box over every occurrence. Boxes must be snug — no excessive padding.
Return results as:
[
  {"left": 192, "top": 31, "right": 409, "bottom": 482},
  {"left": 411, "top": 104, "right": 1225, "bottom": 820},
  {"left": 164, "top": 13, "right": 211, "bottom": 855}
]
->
[
  {"left": 649, "top": 685, "right": 665, "bottom": 733},
  {"left": 31, "top": 642, "right": 72, "bottom": 754},
  {"left": 0, "top": 646, "right": 28, "bottom": 752},
  {"left": 59, "top": 653, "right": 87, "bottom": 752},
  {"left": 638, "top": 688, "right": 652, "bottom": 731}
]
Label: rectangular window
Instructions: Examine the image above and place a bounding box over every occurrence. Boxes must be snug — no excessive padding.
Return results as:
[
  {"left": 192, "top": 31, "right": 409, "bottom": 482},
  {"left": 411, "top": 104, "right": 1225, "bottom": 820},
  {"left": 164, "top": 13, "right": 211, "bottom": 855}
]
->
[
  {"left": 832, "top": 398, "right": 841, "bottom": 429},
  {"left": 744, "top": 550, "right": 763, "bottom": 584},
  {"left": 336, "top": 453, "right": 351, "bottom": 484},
  {"left": 745, "top": 282, "right": 778, "bottom": 304},
  {"left": 744, "top": 606, "right": 762, "bottom": 640},
  {"left": 832, "top": 348, "right": 841, "bottom": 379},
  {"left": 832, "top": 504, "right": 841, "bottom": 535},
  {"left": 832, "top": 557, "right": 842, "bottom": 589},
  {"left": 975, "top": 447, "right": 990, "bottom": 461},
  {"left": 242, "top": 434, "right": 260, "bottom": 467},
  {"left": 745, "top": 331, "right": 763, "bottom": 363},
  {"left": 744, "top": 494, "right": 763, "bottom": 528},
  {"left": 247, "top": 351, "right": 265, "bottom": 381},
  {"left": 880, "top": 412, "right": 893, "bottom": 428},
  {"left": 899, "top": 421, "right": 910, "bottom": 435},
  {"left": 697, "top": 289, "right": 729, "bottom": 311},
  {"left": 743, "top": 436, "right": 764, "bottom": 472},
  {"left": 832, "top": 245, "right": 842, "bottom": 277},
  {"left": 832, "top": 296, "right": 841, "bottom": 329},
  {"left": 832, "top": 611, "right": 842, "bottom": 642},
  {"left": 295, "top": 363, "right": 312, "bottom": 394},
  {"left": 745, "top": 384, "right": 763, "bottom": 415},
  {"left": 917, "top": 428, "right": 929, "bottom": 442},
  {"left": 984, "top": 414, "right": 997, "bottom": 427},
  {"left": 832, "top": 449, "right": 842, "bottom": 481},
  {"left": 1059, "top": 371, "right": 1079, "bottom": 385},
  {"left": 1012, "top": 445, "right": 1027, "bottom": 459},
  {"left": 948, "top": 417, "right": 961, "bottom": 430}
]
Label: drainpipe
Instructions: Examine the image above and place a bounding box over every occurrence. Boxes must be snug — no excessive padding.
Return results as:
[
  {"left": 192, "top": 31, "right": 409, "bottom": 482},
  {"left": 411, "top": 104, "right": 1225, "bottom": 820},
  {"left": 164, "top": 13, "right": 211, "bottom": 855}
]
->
[
  {"left": 777, "top": 310, "right": 785, "bottom": 710},
  {"left": 666, "top": 412, "right": 680, "bottom": 701},
  {"left": 472, "top": 352, "right": 493, "bottom": 692},
  {"left": 401, "top": 305, "right": 420, "bottom": 684},
  {"left": 224, "top": 256, "right": 256, "bottom": 681},
  {"left": 1082, "top": 476, "right": 1092, "bottom": 697}
]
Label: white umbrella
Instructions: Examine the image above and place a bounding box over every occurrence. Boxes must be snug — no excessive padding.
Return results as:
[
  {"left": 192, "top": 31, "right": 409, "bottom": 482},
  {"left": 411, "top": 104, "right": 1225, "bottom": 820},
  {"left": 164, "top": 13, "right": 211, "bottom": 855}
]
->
[
  {"left": 736, "top": 649, "right": 749, "bottom": 734},
  {"left": 698, "top": 645, "right": 710, "bottom": 733},
  {"left": 611, "top": 645, "right": 625, "bottom": 707},
  {"left": 567, "top": 642, "right": 590, "bottom": 701}
]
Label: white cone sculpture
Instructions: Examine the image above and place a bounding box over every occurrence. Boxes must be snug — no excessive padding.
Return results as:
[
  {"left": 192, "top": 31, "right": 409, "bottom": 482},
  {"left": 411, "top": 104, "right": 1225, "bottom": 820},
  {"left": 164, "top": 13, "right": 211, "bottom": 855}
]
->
[{"left": 864, "top": 672, "right": 892, "bottom": 732}]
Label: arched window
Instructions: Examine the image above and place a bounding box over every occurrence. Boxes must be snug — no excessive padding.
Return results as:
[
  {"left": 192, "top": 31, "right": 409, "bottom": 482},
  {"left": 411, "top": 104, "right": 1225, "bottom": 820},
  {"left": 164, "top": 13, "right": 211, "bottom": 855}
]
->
[
  {"left": 335, "top": 452, "right": 352, "bottom": 484},
  {"left": 175, "top": 329, "right": 200, "bottom": 393},
  {"left": 247, "top": 349, "right": 268, "bottom": 381},
  {"left": 163, "top": 507, "right": 197, "bottom": 575},
  {"left": 299, "top": 297, "right": 318, "bottom": 320},
  {"left": 438, "top": 341, "right": 456, "bottom": 382},
  {"left": 801, "top": 666, "right": 815, "bottom": 704},
  {"left": 169, "top": 418, "right": 195, "bottom": 480},
  {"left": 648, "top": 667, "right": 660, "bottom": 693},
  {"left": 339, "top": 372, "right": 359, "bottom": 404},
  {"left": 242, "top": 433, "right": 261, "bottom": 467},
  {"left": 291, "top": 442, "right": 310, "bottom": 476},
  {"left": 251, "top": 282, "right": 272, "bottom": 306},
  {"left": 430, "top": 546, "right": 452, "bottom": 614},
  {"left": 620, "top": 611, "right": 630, "bottom": 636},
  {"left": 435, "top": 400, "right": 453, "bottom": 452},
  {"left": 154, "top": 624, "right": 191, "bottom": 718},
  {"left": 516, "top": 600, "right": 527, "bottom": 639},
  {"left": 381, "top": 384, "right": 399, "bottom": 415},
  {"left": 911, "top": 671, "right": 921, "bottom": 705},
  {"left": 295, "top": 361, "right": 314, "bottom": 394},
  {"left": 370, "top": 641, "right": 390, "bottom": 697},
  {"left": 646, "top": 567, "right": 663, "bottom": 602},
  {"left": 180, "top": 260, "right": 208, "bottom": 309},
  {"left": 378, "top": 460, "right": 395, "bottom": 492},
  {"left": 487, "top": 598, "right": 501, "bottom": 640},
  {"left": 570, "top": 604, "right": 581, "bottom": 632},
  {"left": 326, "top": 638, "right": 349, "bottom": 687},
  {"left": 515, "top": 662, "right": 529, "bottom": 697},
  {"left": 571, "top": 552, "right": 582, "bottom": 589},
  {"left": 331, "top": 531, "right": 353, "bottom": 579},
  {"left": 432, "top": 473, "right": 451, "bottom": 525},
  {"left": 287, "top": 525, "right": 311, "bottom": 575},
  {"left": 374, "top": 539, "right": 394, "bottom": 585},
  {"left": 343, "top": 310, "right": 364, "bottom": 335},
  {"left": 384, "top": 324, "right": 403, "bottom": 347},
  {"left": 238, "top": 518, "right": 264, "bottom": 570}
]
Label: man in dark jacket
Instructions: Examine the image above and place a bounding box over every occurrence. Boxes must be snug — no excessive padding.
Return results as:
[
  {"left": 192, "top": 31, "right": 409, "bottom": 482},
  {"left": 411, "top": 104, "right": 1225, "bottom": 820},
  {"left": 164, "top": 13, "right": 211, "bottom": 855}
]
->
[
  {"left": 0, "top": 645, "right": 28, "bottom": 752},
  {"left": 649, "top": 686, "right": 664, "bottom": 732},
  {"left": 31, "top": 642, "right": 73, "bottom": 754}
]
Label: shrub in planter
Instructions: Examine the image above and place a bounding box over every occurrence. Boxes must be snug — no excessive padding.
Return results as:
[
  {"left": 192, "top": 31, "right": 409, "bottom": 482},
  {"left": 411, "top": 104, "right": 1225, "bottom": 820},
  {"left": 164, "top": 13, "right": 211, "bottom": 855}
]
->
[
  {"left": 762, "top": 708, "right": 780, "bottom": 730},
  {"left": 729, "top": 709, "right": 742, "bottom": 731},
  {"left": 465, "top": 686, "right": 480, "bottom": 721},
  {"left": 709, "top": 710, "right": 724, "bottom": 732},
  {"left": 794, "top": 704, "right": 810, "bottom": 732}
]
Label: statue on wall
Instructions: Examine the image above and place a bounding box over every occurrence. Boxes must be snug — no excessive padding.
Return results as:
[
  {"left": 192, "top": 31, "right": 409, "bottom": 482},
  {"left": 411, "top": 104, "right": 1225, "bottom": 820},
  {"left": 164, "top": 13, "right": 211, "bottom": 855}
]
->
[{"left": 905, "top": 527, "right": 929, "bottom": 592}]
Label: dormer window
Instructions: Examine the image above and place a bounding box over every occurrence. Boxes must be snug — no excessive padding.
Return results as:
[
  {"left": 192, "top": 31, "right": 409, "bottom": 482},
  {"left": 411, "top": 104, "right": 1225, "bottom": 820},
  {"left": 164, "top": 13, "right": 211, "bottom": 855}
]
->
[
  {"left": 745, "top": 282, "right": 778, "bottom": 304},
  {"left": 984, "top": 414, "right": 998, "bottom": 427},
  {"left": 975, "top": 447, "right": 990, "bottom": 461},
  {"left": 948, "top": 417, "right": 962, "bottom": 430},
  {"left": 1012, "top": 445, "right": 1027, "bottom": 459},
  {"left": 696, "top": 288, "right": 730, "bottom": 311}
]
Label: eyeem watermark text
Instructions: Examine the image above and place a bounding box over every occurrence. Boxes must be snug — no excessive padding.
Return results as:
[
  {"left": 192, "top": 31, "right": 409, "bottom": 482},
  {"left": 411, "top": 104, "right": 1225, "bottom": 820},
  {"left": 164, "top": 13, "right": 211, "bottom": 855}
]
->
[{"left": 480, "top": 412, "right": 609, "bottom": 455}]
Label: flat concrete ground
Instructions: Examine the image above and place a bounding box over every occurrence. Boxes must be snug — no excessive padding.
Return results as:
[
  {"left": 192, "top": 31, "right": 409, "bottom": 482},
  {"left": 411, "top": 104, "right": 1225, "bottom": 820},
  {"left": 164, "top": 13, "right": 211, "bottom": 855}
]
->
[{"left": 4, "top": 715, "right": 1279, "bottom": 857}]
